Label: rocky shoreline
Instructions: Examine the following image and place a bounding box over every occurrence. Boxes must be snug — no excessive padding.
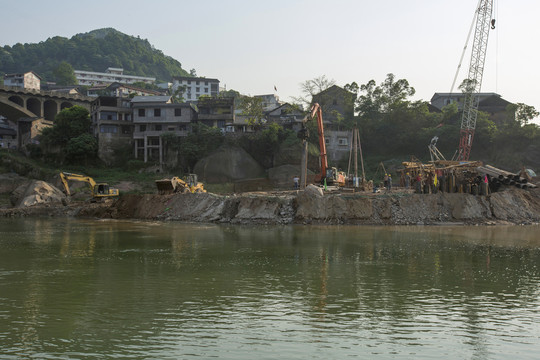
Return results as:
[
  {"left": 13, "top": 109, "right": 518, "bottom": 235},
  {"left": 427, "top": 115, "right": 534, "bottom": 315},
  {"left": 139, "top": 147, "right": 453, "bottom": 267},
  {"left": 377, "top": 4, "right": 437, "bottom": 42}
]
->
[{"left": 3, "top": 187, "right": 540, "bottom": 226}]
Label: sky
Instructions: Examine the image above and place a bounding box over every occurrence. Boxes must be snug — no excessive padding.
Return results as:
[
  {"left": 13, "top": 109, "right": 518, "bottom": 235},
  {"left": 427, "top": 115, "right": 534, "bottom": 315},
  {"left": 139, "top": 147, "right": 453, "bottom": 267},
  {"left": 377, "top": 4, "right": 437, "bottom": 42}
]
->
[{"left": 2, "top": 0, "right": 539, "bottom": 123}]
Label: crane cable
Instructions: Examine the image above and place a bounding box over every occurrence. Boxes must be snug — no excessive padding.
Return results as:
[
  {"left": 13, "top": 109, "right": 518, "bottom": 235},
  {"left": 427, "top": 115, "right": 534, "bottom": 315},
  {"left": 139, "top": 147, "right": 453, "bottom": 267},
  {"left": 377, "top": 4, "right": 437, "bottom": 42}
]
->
[{"left": 449, "top": 0, "right": 482, "bottom": 95}]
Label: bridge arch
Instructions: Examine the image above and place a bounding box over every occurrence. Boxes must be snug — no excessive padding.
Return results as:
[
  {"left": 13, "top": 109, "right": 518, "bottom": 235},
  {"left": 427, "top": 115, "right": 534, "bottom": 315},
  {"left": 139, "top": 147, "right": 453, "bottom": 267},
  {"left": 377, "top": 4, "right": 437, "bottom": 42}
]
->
[
  {"left": 8, "top": 95, "right": 24, "bottom": 107},
  {"left": 27, "top": 97, "right": 41, "bottom": 117},
  {"left": 0, "top": 97, "right": 36, "bottom": 120},
  {"left": 44, "top": 100, "right": 58, "bottom": 121}
]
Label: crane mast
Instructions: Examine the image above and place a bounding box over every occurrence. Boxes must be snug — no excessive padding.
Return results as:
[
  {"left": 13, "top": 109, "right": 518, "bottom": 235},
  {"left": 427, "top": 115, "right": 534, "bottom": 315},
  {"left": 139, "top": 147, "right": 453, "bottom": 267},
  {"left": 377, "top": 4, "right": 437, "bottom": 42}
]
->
[{"left": 457, "top": 0, "right": 494, "bottom": 161}]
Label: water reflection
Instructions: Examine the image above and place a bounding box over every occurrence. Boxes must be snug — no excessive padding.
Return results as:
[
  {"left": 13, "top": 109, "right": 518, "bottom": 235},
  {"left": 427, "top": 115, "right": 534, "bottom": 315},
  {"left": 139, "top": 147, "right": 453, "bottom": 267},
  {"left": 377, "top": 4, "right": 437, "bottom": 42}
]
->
[{"left": 0, "top": 219, "right": 539, "bottom": 359}]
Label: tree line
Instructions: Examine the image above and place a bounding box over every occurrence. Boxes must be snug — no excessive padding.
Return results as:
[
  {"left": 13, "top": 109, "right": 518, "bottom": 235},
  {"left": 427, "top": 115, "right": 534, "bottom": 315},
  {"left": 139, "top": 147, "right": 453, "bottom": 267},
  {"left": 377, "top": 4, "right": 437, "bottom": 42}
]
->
[{"left": 0, "top": 28, "right": 189, "bottom": 84}]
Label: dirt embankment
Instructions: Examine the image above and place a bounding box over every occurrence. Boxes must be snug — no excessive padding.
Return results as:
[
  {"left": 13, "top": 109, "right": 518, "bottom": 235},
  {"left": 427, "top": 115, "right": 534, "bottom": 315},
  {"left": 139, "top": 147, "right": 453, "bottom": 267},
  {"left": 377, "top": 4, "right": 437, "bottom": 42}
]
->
[
  {"left": 70, "top": 187, "right": 540, "bottom": 225},
  {"left": 2, "top": 177, "right": 539, "bottom": 225}
]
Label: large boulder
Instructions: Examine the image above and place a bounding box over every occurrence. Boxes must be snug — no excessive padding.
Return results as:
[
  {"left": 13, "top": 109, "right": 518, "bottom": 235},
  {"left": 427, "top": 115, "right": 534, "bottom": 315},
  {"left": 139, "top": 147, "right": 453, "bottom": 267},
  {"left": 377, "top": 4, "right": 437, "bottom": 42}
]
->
[
  {"left": 194, "top": 144, "right": 265, "bottom": 183},
  {"left": 11, "top": 180, "right": 67, "bottom": 208}
]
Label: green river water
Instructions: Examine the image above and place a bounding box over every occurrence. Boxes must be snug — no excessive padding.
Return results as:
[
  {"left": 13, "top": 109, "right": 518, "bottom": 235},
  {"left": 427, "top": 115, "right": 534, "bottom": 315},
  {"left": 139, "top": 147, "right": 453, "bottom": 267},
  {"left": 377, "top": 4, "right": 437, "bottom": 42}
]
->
[{"left": 0, "top": 218, "right": 539, "bottom": 359}]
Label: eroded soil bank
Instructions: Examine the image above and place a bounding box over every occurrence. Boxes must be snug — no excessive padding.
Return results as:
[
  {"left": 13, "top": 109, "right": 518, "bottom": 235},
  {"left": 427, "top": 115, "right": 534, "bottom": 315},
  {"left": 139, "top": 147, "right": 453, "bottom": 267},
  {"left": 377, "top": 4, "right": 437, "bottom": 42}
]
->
[{"left": 5, "top": 187, "right": 537, "bottom": 225}]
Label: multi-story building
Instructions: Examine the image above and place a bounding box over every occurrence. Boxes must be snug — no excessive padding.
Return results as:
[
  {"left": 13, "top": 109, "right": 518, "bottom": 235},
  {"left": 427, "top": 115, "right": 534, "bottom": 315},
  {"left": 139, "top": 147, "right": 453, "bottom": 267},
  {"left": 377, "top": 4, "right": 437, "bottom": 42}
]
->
[
  {"left": 3, "top": 71, "right": 41, "bottom": 90},
  {"left": 74, "top": 67, "right": 155, "bottom": 87},
  {"left": 131, "top": 96, "right": 197, "bottom": 163},
  {"left": 197, "top": 97, "right": 234, "bottom": 131},
  {"left": 90, "top": 96, "right": 134, "bottom": 164},
  {"left": 171, "top": 76, "right": 220, "bottom": 101}
]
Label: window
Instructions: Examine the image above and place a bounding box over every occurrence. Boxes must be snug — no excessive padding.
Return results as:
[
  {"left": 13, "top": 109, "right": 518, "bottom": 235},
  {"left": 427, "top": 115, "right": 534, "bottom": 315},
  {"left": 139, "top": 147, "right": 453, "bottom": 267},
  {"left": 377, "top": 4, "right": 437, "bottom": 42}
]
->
[
  {"left": 196, "top": 87, "right": 200, "bottom": 92},
  {"left": 139, "top": 125, "right": 146, "bottom": 132},
  {"left": 138, "top": 108, "right": 145, "bottom": 117},
  {"left": 168, "top": 126, "right": 176, "bottom": 131},
  {"left": 196, "top": 81, "right": 200, "bottom": 85},
  {"left": 205, "top": 88, "right": 208, "bottom": 93},
  {"left": 205, "top": 81, "right": 208, "bottom": 85},
  {"left": 188, "top": 80, "right": 191, "bottom": 84},
  {"left": 154, "top": 108, "right": 161, "bottom": 117},
  {"left": 121, "top": 126, "right": 131, "bottom": 134},
  {"left": 174, "top": 108, "right": 182, "bottom": 116},
  {"left": 332, "top": 99, "right": 338, "bottom": 105},
  {"left": 100, "top": 125, "right": 118, "bottom": 133},
  {"left": 155, "top": 125, "right": 162, "bottom": 131},
  {"left": 325, "top": 138, "right": 330, "bottom": 144},
  {"left": 338, "top": 138, "right": 348, "bottom": 146}
]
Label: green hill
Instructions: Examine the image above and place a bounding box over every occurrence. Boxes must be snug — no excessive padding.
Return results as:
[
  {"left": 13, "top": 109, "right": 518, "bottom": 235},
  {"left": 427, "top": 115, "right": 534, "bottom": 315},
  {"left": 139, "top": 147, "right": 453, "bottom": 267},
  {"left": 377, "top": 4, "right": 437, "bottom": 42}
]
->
[{"left": 0, "top": 28, "right": 190, "bottom": 83}]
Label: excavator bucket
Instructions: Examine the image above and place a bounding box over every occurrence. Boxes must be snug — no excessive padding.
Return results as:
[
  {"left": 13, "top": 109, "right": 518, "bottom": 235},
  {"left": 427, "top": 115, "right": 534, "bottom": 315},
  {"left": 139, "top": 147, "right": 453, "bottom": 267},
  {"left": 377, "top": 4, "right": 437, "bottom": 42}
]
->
[{"left": 155, "top": 177, "right": 180, "bottom": 194}]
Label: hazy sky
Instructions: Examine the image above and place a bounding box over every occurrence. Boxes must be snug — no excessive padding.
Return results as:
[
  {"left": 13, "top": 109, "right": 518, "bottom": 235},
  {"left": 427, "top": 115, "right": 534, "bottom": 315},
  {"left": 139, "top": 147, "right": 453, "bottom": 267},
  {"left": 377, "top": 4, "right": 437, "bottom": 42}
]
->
[{"left": 2, "top": 0, "right": 538, "bottom": 122}]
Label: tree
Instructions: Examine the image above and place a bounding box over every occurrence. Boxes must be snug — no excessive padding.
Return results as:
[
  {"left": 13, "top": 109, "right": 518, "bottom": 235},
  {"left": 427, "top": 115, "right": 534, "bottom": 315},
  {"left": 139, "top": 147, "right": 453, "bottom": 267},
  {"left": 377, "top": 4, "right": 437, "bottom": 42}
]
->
[
  {"left": 171, "top": 85, "right": 186, "bottom": 103},
  {"left": 506, "top": 103, "right": 539, "bottom": 126},
  {"left": 292, "top": 75, "right": 336, "bottom": 109},
  {"left": 190, "top": 68, "right": 197, "bottom": 76},
  {"left": 39, "top": 105, "right": 97, "bottom": 164},
  {"left": 178, "top": 123, "right": 224, "bottom": 171},
  {"left": 53, "top": 61, "right": 77, "bottom": 85},
  {"left": 238, "top": 96, "right": 265, "bottom": 130},
  {"left": 65, "top": 133, "right": 98, "bottom": 164}
]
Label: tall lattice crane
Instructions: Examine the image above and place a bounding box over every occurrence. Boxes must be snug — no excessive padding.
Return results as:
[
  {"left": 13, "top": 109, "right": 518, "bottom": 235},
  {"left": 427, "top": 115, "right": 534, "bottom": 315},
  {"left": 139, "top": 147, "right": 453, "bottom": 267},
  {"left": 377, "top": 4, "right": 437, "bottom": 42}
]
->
[{"left": 456, "top": 0, "right": 495, "bottom": 161}]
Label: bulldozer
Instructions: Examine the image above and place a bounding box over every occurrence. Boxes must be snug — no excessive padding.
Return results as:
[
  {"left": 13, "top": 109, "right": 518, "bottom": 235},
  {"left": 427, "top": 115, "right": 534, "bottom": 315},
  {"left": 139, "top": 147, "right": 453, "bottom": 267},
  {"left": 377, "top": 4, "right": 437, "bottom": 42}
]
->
[
  {"left": 155, "top": 174, "right": 206, "bottom": 194},
  {"left": 59, "top": 172, "right": 119, "bottom": 199}
]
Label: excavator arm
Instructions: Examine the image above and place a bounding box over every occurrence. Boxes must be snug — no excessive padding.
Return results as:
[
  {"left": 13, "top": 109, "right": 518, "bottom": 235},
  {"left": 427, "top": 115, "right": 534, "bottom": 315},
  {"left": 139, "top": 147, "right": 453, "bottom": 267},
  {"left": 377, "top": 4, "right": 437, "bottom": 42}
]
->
[{"left": 60, "top": 172, "right": 118, "bottom": 198}]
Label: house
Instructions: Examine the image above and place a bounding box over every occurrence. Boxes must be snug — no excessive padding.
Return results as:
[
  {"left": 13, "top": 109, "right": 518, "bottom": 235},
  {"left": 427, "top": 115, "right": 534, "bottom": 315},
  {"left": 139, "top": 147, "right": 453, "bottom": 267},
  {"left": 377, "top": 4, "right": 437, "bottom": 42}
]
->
[
  {"left": 90, "top": 96, "right": 134, "bottom": 164},
  {"left": 197, "top": 97, "right": 235, "bottom": 132},
  {"left": 265, "top": 103, "right": 304, "bottom": 131},
  {"left": 3, "top": 71, "right": 41, "bottom": 90},
  {"left": 171, "top": 76, "right": 220, "bottom": 102},
  {"left": 311, "top": 85, "right": 356, "bottom": 162},
  {"left": 131, "top": 96, "right": 197, "bottom": 163},
  {"left": 74, "top": 67, "right": 155, "bottom": 87},
  {"left": 311, "top": 85, "right": 355, "bottom": 129},
  {"left": 0, "top": 116, "right": 17, "bottom": 149},
  {"left": 430, "top": 92, "right": 513, "bottom": 125},
  {"left": 87, "top": 82, "right": 163, "bottom": 97},
  {"left": 41, "top": 84, "right": 82, "bottom": 95}
]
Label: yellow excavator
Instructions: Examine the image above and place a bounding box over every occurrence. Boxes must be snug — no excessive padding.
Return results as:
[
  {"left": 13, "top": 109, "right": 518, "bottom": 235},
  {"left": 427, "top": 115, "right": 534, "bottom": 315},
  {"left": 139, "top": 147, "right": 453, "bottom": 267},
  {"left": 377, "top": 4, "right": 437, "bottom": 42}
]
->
[
  {"left": 155, "top": 174, "right": 206, "bottom": 194},
  {"left": 60, "top": 172, "right": 119, "bottom": 199}
]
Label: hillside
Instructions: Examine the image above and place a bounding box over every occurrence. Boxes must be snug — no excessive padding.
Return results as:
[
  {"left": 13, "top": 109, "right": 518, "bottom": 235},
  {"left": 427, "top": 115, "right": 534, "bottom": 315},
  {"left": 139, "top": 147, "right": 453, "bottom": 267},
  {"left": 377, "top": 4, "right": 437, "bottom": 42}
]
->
[{"left": 0, "top": 28, "right": 190, "bottom": 83}]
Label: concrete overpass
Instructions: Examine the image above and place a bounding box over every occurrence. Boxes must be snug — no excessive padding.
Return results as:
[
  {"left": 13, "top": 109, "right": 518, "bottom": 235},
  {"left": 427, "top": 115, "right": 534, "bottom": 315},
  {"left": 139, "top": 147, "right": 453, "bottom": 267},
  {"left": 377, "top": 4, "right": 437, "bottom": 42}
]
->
[{"left": 0, "top": 85, "right": 93, "bottom": 122}]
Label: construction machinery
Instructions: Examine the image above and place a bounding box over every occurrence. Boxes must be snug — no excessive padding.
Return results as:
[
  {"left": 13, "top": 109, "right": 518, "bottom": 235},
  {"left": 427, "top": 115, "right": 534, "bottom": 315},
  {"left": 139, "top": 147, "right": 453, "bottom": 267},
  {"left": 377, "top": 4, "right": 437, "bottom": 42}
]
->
[
  {"left": 455, "top": 0, "right": 495, "bottom": 161},
  {"left": 155, "top": 174, "right": 206, "bottom": 194},
  {"left": 59, "top": 172, "right": 119, "bottom": 199},
  {"left": 299, "top": 103, "right": 345, "bottom": 188}
]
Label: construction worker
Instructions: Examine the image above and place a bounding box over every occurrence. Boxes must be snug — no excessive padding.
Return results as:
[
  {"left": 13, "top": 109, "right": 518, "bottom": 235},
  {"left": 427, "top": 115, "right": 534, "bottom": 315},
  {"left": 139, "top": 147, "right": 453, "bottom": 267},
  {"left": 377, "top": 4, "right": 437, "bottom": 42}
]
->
[{"left": 293, "top": 175, "right": 299, "bottom": 190}]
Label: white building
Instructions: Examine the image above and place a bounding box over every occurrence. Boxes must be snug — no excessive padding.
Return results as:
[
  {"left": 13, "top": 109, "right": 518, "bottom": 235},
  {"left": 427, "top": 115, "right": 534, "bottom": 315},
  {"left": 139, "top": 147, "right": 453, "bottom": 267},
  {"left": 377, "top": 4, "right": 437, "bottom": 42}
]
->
[
  {"left": 74, "top": 67, "right": 155, "bottom": 86},
  {"left": 3, "top": 71, "right": 41, "bottom": 90},
  {"left": 171, "top": 76, "right": 220, "bottom": 101}
]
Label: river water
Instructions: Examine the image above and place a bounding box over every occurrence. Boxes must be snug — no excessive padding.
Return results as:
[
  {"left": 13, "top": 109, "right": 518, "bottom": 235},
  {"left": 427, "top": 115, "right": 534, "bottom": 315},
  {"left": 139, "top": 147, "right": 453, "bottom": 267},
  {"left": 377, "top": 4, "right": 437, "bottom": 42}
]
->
[{"left": 0, "top": 218, "right": 539, "bottom": 359}]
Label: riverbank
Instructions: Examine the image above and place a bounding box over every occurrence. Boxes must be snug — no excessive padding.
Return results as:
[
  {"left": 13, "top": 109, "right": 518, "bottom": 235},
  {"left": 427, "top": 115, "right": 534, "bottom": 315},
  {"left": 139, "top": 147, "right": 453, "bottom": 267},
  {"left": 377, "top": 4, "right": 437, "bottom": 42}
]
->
[{"left": 3, "top": 187, "right": 540, "bottom": 225}]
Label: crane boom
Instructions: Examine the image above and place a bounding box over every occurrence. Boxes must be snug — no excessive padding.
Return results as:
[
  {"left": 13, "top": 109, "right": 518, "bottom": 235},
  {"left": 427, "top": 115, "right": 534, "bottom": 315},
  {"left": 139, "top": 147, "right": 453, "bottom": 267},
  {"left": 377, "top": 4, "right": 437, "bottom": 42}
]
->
[{"left": 457, "top": 0, "right": 494, "bottom": 161}]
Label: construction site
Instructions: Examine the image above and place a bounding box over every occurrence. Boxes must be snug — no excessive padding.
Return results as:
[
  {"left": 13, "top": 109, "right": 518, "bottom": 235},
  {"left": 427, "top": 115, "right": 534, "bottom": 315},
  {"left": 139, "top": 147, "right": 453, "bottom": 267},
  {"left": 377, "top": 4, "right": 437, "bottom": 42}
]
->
[{"left": 1, "top": 0, "right": 540, "bottom": 226}]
